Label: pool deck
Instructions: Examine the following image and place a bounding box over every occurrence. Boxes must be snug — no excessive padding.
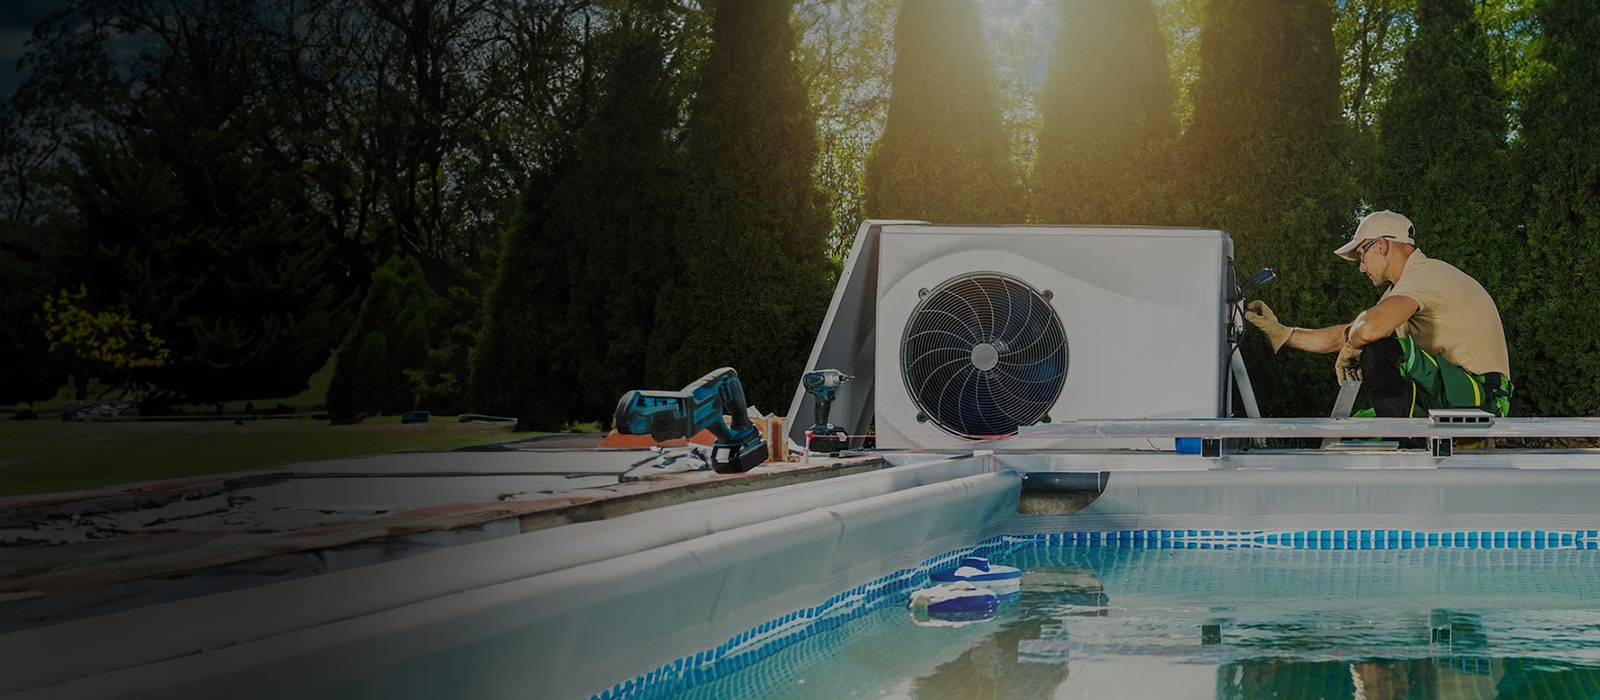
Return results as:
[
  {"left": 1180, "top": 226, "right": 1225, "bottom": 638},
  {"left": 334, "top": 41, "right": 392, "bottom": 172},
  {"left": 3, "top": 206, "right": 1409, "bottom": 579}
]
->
[
  {"left": 0, "top": 434, "right": 887, "bottom": 617},
  {"left": 3, "top": 425, "right": 1597, "bottom": 631}
]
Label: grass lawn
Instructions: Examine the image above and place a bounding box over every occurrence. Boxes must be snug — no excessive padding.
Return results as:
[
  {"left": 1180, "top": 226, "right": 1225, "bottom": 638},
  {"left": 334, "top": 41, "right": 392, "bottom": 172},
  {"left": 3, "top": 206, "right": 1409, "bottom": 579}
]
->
[{"left": 0, "top": 416, "right": 525, "bottom": 497}]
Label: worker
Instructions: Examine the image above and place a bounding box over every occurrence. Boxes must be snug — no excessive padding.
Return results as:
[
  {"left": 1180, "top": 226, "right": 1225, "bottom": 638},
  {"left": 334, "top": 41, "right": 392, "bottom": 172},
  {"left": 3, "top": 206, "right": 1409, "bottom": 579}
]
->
[{"left": 1243, "top": 210, "right": 1512, "bottom": 418}]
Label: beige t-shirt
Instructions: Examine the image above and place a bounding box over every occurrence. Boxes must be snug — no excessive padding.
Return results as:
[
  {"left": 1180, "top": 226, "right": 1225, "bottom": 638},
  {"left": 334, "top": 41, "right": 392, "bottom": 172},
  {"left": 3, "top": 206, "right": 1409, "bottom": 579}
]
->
[{"left": 1382, "top": 250, "right": 1511, "bottom": 378}]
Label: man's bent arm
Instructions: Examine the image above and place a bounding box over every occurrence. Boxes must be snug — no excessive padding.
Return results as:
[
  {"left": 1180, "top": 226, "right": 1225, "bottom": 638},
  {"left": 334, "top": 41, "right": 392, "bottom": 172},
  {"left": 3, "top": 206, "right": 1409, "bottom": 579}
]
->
[
  {"left": 1282, "top": 296, "right": 1419, "bottom": 354},
  {"left": 1283, "top": 324, "right": 1351, "bottom": 355},
  {"left": 1347, "top": 295, "right": 1418, "bottom": 348}
]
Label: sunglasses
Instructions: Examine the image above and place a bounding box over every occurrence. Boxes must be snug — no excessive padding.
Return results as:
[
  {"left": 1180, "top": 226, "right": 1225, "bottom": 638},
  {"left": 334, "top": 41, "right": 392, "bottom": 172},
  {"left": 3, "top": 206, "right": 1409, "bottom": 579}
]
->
[{"left": 1357, "top": 237, "right": 1383, "bottom": 257}]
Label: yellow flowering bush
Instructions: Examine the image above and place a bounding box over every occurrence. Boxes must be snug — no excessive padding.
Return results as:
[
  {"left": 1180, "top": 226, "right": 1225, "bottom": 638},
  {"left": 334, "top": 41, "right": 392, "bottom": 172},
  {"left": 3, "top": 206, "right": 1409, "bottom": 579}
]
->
[{"left": 42, "top": 287, "right": 171, "bottom": 395}]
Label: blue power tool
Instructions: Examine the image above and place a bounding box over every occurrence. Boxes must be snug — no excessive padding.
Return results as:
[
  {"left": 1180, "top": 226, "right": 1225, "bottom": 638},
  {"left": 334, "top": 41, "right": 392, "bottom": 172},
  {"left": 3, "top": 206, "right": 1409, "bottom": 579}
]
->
[
  {"left": 801, "top": 369, "right": 853, "bottom": 455},
  {"left": 613, "top": 367, "right": 769, "bottom": 474}
]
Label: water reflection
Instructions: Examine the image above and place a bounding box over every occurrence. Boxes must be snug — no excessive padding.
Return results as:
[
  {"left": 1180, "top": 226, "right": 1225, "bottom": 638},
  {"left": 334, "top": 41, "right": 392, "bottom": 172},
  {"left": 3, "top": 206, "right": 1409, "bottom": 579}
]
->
[
  {"left": 912, "top": 619, "right": 1069, "bottom": 699},
  {"left": 1216, "top": 609, "right": 1600, "bottom": 699},
  {"left": 909, "top": 565, "right": 1104, "bottom": 699},
  {"left": 1216, "top": 657, "right": 1600, "bottom": 699},
  {"left": 904, "top": 565, "right": 1600, "bottom": 700},
  {"left": 670, "top": 547, "right": 1600, "bottom": 699}
]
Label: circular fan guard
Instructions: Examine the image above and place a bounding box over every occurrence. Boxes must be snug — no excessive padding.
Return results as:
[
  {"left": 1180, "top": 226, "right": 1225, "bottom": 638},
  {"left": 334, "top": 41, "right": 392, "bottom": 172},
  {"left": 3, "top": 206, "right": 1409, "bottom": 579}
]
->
[{"left": 900, "top": 272, "right": 1068, "bottom": 438}]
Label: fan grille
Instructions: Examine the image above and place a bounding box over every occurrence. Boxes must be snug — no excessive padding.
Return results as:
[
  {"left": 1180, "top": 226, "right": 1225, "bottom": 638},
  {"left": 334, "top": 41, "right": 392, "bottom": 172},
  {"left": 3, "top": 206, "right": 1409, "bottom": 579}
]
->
[{"left": 900, "top": 272, "right": 1068, "bottom": 438}]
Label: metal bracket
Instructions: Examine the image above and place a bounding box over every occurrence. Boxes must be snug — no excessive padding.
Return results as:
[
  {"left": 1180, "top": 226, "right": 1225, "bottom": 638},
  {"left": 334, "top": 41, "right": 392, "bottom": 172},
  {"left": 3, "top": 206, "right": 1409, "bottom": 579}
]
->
[
  {"left": 1428, "top": 408, "right": 1494, "bottom": 425},
  {"left": 1201, "top": 438, "right": 1237, "bottom": 459},
  {"left": 1430, "top": 437, "right": 1453, "bottom": 458},
  {"left": 1320, "top": 379, "right": 1365, "bottom": 450}
]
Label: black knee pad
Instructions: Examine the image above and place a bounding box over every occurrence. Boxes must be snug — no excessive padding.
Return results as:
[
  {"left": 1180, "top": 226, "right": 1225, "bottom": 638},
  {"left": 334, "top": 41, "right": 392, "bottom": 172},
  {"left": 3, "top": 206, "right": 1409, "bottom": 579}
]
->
[{"left": 1360, "top": 337, "right": 1404, "bottom": 375}]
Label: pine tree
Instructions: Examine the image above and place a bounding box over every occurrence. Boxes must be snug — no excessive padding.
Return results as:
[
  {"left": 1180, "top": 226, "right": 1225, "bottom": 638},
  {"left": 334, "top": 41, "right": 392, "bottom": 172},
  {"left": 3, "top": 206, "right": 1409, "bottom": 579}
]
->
[
  {"left": 546, "top": 18, "right": 685, "bottom": 421},
  {"left": 1032, "top": 0, "right": 1179, "bottom": 226},
  {"left": 1183, "top": 0, "right": 1361, "bottom": 417},
  {"left": 325, "top": 254, "right": 434, "bottom": 420},
  {"left": 467, "top": 165, "right": 577, "bottom": 430},
  {"left": 651, "top": 0, "right": 834, "bottom": 413},
  {"left": 1373, "top": 0, "right": 1511, "bottom": 292},
  {"left": 57, "top": 127, "right": 350, "bottom": 405},
  {"left": 865, "top": 0, "right": 1021, "bottom": 223},
  {"left": 1511, "top": 0, "right": 1600, "bottom": 416},
  {"left": 0, "top": 230, "right": 68, "bottom": 406}
]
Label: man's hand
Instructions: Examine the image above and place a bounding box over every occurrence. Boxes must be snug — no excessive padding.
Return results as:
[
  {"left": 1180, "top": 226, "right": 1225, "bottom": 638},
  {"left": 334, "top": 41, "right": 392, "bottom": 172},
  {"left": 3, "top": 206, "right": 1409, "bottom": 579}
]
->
[
  {"left": 1335, "top": 344, "right": 1363, "bottom": 383},
  {"left": 1244, "top": 300, "right": 1295, "bottom": 353}
]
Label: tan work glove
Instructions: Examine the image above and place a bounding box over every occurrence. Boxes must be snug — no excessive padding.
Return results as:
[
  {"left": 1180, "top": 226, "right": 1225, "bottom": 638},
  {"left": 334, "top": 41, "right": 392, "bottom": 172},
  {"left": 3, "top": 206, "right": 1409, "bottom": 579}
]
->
[
  {"left": 1335, "top": 343, "right": 1363, "bottom": 383},
  {"left": 1244, "top": 300, "right": 1296, "bottom": 353}
]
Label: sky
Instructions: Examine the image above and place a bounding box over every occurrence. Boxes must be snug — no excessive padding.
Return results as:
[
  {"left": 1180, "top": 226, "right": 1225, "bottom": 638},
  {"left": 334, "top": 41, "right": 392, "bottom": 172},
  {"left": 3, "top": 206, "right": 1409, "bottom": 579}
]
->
[{"left": 1, "top": 0, "right": 58, "bottom": 101}]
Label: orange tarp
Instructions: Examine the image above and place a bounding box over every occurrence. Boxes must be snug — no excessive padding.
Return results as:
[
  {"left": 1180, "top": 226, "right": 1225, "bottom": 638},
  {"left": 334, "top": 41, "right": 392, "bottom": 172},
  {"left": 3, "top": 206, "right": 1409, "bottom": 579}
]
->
[
  {"left": 597, "top": 430, "right": 709, "bottom": 448},
  {"left": 597, "top": 416, "right": 780, "bottom": 450}
]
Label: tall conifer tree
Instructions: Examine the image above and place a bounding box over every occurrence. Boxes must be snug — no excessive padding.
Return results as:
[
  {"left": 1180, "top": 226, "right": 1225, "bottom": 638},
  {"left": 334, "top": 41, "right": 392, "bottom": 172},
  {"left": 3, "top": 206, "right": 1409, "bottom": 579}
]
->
[
  {"left": 865, "top": 0, "right": 1020, "bottom": 223},
  {"left": 547, "top": 19, "right": 684, "bottom": 420},
  {"left": 468, "top": 161, "right": 578, "bottom": 430},
  {"left": 1032, "top": 0, "right": 1178, "bottom": 226},
  {"left": 1512, "top": 0, "right": 1600, "bottom": 416},
  {"left": 1373, "top": 0, "right": 1510, "bottom": 291},
  {"left": 651, "top": 0, "right": 833, "bottom": 412},
  {"left": 326, "top": 255, "right": 434, "bottom": 420},
  {"left": 1183, "top": 0, "right": 1360, "bottom": 417}
]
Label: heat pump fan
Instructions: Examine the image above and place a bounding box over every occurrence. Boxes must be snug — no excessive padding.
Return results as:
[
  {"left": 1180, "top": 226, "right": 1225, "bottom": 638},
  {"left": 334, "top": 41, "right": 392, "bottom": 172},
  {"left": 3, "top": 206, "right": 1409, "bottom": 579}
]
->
[
  {"left": 900, "top": 273, "right": 1068, "bottom": 437},
  {"left": 787, "top": 222, "right": 1234, "bottom": 451}
]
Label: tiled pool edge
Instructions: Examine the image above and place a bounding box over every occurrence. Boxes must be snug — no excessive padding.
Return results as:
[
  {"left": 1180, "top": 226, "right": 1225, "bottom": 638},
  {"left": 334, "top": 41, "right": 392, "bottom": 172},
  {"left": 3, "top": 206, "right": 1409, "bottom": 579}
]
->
[{"left": 593, "top": 528, "right": 1600, "bottom": 699}]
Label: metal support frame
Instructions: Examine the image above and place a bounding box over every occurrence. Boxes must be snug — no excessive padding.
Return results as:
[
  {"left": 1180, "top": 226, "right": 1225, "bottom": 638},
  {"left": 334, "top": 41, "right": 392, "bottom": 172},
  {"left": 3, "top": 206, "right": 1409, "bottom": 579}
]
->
[{"left": 1430, "top": 437, "right": 1453, "bottom": 458}]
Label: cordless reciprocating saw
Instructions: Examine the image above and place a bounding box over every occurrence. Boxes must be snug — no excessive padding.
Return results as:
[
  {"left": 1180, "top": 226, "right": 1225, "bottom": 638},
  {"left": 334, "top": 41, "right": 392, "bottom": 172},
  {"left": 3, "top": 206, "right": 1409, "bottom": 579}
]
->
[{"left": 613, "top": 367, "right": 769, "bottom": 474}]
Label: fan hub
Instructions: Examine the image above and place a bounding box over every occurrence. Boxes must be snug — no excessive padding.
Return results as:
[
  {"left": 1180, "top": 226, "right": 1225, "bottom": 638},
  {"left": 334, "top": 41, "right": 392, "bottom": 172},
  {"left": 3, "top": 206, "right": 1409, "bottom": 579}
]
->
[{"left": 971, "top": 342, "right": 1000, "bottom": 371}]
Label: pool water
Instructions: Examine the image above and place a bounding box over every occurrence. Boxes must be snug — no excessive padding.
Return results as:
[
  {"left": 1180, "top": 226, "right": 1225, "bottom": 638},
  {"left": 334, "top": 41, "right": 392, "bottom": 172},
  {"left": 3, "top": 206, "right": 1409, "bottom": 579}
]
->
[{"left": 668, "top": 544, "right": 1600, "bottom": 699}]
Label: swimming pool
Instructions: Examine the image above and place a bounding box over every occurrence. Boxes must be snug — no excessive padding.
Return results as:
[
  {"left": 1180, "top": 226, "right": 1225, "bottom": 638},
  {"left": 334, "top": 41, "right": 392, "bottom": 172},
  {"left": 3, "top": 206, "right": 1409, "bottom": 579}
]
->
[
  {"left": 646, "top": 536, "right": 1600, "bottom": 699},
  {"left": 5, "top": 450, "right": 1598, "bottom": 699}
]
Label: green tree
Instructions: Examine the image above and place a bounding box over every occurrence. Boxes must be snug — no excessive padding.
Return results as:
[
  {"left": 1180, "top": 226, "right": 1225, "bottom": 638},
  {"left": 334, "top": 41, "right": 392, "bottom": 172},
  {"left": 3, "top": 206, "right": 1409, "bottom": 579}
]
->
[
  {"left": 1475, "top": 0, "right": 1544, "bottom": 131},
  {"left": 326, "top": 255, "right": 435, "bottom": 420},
  {"left": 57, "top": 130, "right": 349, "bottom": 405},
  {"left": 1337, "top": 0, "right": 1416, "bottom": 134},
  {"left": 0, "top": 232, "right": 68, "bottom": 406},
  {"left": 13, "top": 0, "right": 359, "bottom": 405},
  {"left": 1334, "top": 0, "right": 1416, "bottom": 199},
  {"left": 39, "top": 286, "right": 170, "bottom": 401},
  {"left": 1511, "top": 0, "right": 1600, "bottom": 416},
  {"left": 547, "top": 15, "right": 686, "bottom": 420},
  {"left": 864, "top": 0, "right": 1021, "bottom": 223},
  {"left": 1373, "top": 0, "right": 1511, "bottom": 292},
  {"left": 795, "top": 0, "right": 896, "bottom": 261},
  {"left": 1032, "top": 0, "right": 1179, "bottom": 226},
  {"left": 468, "top": 164, "right": 578, "bottom": 430},
  {"left": 1183, "top": 0, "right": 1362, "bottom": 417},
  {"left": 651, "top": 0, "right": 834, "bottom": 413}
]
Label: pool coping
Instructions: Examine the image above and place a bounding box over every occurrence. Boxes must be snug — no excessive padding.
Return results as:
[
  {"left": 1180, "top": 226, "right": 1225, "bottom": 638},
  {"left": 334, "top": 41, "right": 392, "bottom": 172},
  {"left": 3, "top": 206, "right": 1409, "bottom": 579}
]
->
[{"left": 0, "top": 450, "right": 888, "bottom": 602}]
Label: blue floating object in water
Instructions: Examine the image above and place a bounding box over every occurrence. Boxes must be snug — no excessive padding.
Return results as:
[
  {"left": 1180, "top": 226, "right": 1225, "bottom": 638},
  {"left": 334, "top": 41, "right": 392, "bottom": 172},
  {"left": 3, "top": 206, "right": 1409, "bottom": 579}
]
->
[
  {"left": 929, "top": 556, "right": 1022, "bottom": 590},
  {"left": 909, "top": 582, "right": 1000, "bottom": 625}
]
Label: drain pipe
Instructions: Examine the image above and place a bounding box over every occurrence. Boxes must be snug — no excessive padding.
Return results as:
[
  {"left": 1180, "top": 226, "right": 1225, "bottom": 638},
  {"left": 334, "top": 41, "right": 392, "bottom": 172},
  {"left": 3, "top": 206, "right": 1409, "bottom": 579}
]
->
[
  {"left": 1231, "top": 347, "right": 1261, "bottom": 419},
  {"left": 1018, "top": 471, "right": 1108, "bottom": 515},
  {"left": 1020, "top": 471, "right": 1108, "bottom": 493}
]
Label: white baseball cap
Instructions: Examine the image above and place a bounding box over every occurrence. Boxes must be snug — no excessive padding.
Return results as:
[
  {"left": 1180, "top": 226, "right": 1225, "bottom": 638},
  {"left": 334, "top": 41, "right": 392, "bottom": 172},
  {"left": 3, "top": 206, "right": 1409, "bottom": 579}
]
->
[{"left": 1335, "top": 210, "right": 1416, "bottom": 261}]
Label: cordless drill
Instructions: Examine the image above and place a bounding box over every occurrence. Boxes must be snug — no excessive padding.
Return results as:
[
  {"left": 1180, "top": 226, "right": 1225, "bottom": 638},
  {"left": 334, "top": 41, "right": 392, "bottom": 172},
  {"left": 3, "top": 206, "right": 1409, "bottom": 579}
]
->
[{"left": 801, "top": 369, "right": 853, "bottom": 456}]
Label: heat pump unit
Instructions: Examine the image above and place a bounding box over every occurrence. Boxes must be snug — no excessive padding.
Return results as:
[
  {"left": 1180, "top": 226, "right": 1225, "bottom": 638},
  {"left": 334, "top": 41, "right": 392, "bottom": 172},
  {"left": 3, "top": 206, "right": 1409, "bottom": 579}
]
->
[{"left": 787, "top": 221, "right": 1236, "bottom": 451}]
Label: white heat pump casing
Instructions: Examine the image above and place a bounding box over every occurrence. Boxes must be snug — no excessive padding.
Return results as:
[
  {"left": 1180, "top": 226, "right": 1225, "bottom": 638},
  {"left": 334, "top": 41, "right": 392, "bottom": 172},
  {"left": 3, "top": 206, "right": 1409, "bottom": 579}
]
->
[{"left": 874, "top": 225, "right": 1232, "bottom": 450}]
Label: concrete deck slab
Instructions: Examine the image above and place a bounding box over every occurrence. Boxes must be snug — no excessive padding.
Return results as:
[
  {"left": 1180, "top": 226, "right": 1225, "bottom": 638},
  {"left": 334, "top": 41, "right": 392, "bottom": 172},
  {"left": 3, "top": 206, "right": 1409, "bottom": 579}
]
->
[
  {"left": 0, "top": 434, "right": 889, "bottom": 628},
  {"left": 289, "top": 448, "right": 651, "bottom": 476}
]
